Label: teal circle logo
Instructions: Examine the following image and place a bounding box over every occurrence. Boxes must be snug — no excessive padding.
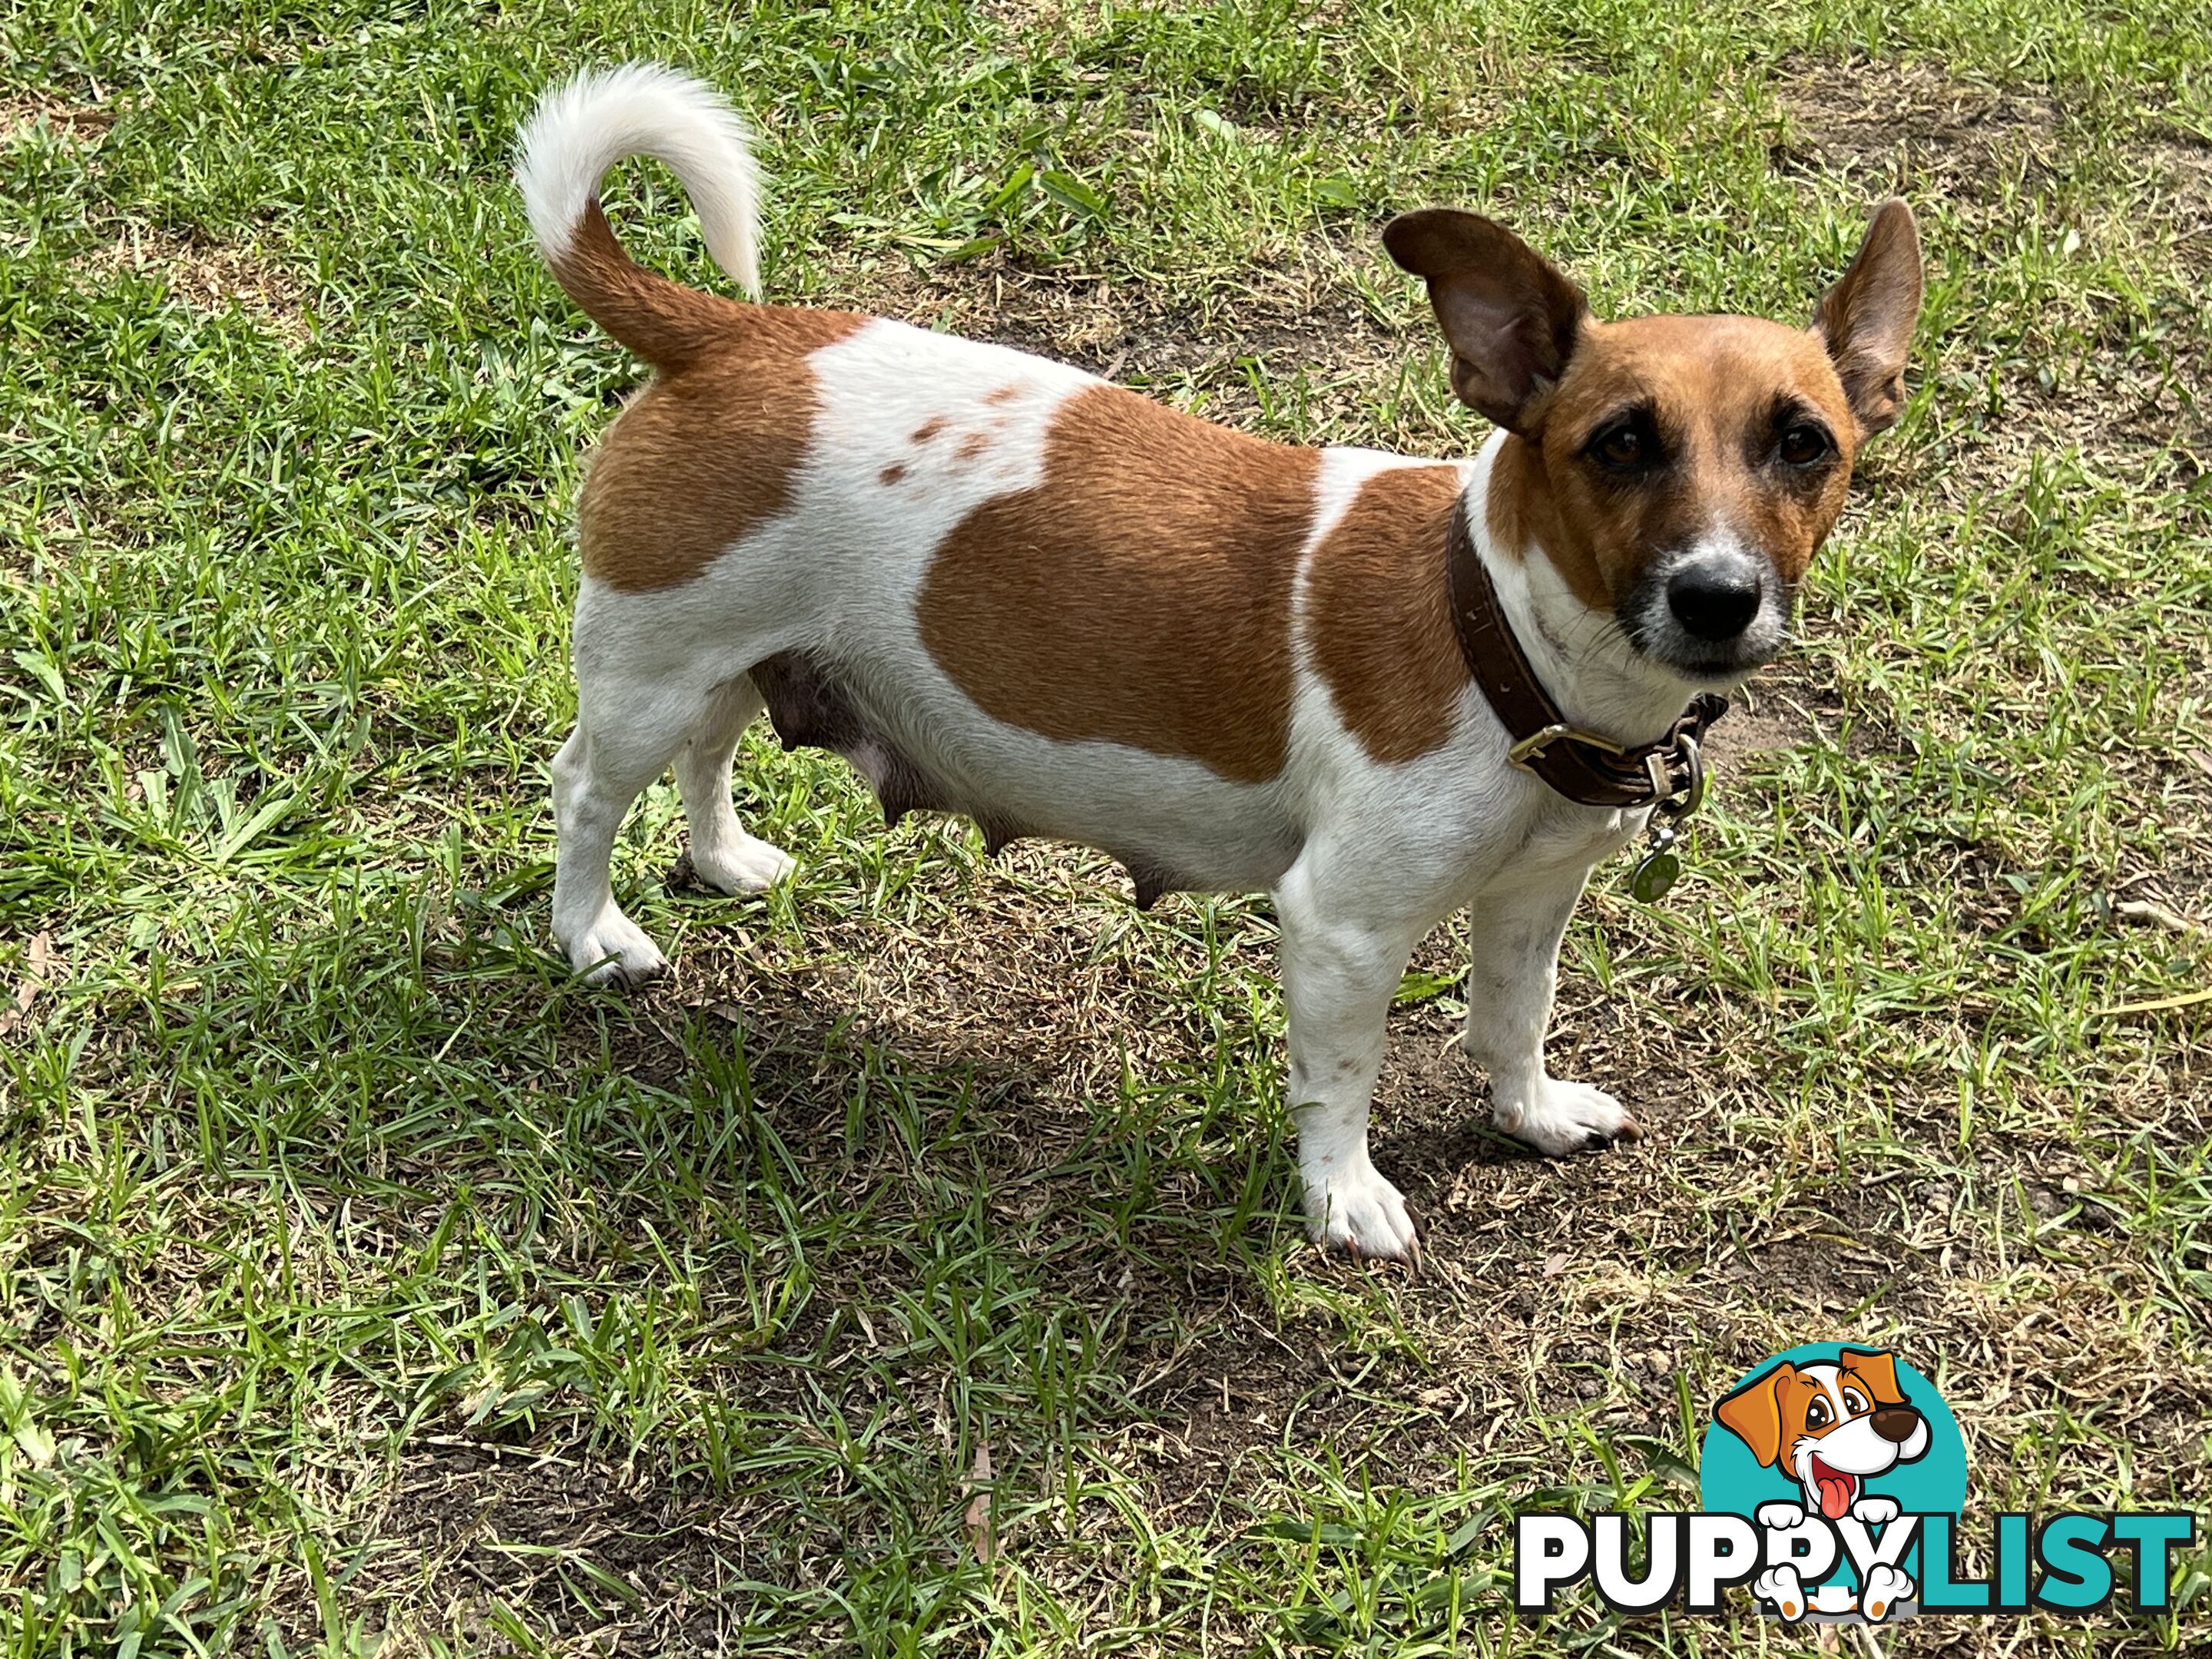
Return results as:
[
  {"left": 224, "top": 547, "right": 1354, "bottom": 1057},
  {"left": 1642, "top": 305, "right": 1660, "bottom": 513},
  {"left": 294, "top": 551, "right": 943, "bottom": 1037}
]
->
[{"left": 1700, "top": 1345, "right": 1967, "bottom": 1621}]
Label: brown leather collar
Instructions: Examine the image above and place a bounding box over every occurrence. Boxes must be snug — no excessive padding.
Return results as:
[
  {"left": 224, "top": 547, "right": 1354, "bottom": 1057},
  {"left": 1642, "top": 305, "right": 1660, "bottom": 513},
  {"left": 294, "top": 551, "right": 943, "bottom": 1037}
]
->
[{"left": 1445, "top": 502, "right": 1727, "bottom": 810}]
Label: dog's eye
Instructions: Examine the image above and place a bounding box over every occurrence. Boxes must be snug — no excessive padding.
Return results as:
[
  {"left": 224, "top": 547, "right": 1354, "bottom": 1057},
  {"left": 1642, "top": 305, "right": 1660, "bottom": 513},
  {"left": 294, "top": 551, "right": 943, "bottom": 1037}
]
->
[
  {"left": 1778, "top": 422, "right": 1833, "bottom": 466},
  {"left": 1843, "top": 1388, "right": 1869, "bottom": 1415},
  {"left": 1806, "top": 1398, "right": 1830, "bottom": 1429},
  {"left": 1587, "top": 419, "right": 1657, "bottom": 471},
  {"left": 1595, "top": 427, "right": 1647, "bottom": 467}
]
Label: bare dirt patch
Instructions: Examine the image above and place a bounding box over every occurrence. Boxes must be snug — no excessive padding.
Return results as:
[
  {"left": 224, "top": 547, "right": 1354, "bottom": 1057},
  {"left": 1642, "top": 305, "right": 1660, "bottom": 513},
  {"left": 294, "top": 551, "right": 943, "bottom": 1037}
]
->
[
  {"left": 80, "top": 223, "right": 314, "bottom": 345},
  {"left": 1775, "top": 56, "right": 2066, "bottom": 189},
  {"left": 0, "top": 91, "right": 114, "bottom": 144},
  {"left": 306, "top": 844, "right": 2212, "bottom": 1654}
]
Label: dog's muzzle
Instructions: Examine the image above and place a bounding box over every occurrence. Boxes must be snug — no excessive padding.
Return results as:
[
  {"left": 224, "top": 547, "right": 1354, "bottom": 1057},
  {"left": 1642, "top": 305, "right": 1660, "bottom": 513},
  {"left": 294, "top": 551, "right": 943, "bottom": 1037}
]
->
[{"left": 1622, "top": 538, "right": 1789, "bottom": 680}]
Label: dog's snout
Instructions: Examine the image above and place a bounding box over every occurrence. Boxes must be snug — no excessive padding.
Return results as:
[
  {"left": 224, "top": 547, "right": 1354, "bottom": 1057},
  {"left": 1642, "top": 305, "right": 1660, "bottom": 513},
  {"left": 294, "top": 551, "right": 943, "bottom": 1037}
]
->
[
  {"left": 1666, "top": 562, "right": 1763, "bottom": 641},
  {"left": 1871, "top": 1407, "right": 1920, "bottom": 1444}
]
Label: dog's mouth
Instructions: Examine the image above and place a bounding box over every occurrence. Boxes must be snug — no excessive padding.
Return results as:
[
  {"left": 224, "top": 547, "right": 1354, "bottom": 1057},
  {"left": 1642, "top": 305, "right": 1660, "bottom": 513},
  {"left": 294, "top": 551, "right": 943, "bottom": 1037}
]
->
[{"left": 1810, "top": 1455, "right": 1859, "bottom": 1520}]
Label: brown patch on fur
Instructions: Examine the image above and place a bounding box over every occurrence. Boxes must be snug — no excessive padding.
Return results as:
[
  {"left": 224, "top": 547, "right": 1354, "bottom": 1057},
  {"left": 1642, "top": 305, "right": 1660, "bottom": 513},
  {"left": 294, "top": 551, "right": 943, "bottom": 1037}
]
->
[
  {"left": 1490, "top": 314, "right": 1860, "bottom": 608},
  {"left": 913, "top": 417, "right": 947, "bottom": 443},
  {"left": 983, "top": 384, "right": 1023, "bottom": 404},
  {"left": 578, "top": 307, "right": 864, "bottom": 591},
  {"left": 880, "top": 462, "right": 908, "bottom": 486},
  {"left": 956, "top": 430, "right": 994, "bottom": 461},
  {"left": 917, "top": 385, "right": 1320, "bottom": 783},
  {"left": 1307, "top": 465, "right": 1472, "bottom": 765}
]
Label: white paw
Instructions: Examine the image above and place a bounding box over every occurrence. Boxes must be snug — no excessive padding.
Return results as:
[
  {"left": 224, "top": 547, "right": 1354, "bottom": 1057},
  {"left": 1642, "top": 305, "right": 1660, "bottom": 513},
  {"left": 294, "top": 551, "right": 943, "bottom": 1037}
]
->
[
  {"left": 560, "top": 911, "right": 669, "bottom": 987},
  {"left": 1852, "top": 1495, "right": 1900, "bottom": 1526},
  {"left": 1498, "top": 1078, "right": 1643, "bottom": 1156},
  {"left": 1756, "top": 1501, "right": 1807, "bottom": 1532},
  {"left": 1303, "top": 1159, "right": 1419, "bottom": 1262},
  {"left": 1753, "top": 1566, "right": 1806, "bottom": 1622},
  {"left": 686, "top": 832, "right": 795, "bottom": 894},
  {"left": 1861, "top": 1562, "right": 1912, "bottom": 1622}
]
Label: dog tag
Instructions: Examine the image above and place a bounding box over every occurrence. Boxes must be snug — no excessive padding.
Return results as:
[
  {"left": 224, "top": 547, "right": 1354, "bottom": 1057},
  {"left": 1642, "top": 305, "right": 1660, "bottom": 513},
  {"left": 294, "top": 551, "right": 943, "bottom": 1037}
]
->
[
  {"left": 1631, "top": 820, "right": 1681, "bottom": 903},
  {"left": 1631, "top": 845, "right": 1681, "bottom": 902}
]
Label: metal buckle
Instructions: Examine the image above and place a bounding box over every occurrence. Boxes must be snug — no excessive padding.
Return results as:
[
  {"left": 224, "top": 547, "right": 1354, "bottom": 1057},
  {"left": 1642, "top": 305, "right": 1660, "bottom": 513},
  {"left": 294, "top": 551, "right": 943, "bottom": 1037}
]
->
[
  {"left": 1509, "top": 722, "right": 1628, "bottom": 770},
  {"left": 1655, "top": 733, "right": 1706, "bottom": 820}
]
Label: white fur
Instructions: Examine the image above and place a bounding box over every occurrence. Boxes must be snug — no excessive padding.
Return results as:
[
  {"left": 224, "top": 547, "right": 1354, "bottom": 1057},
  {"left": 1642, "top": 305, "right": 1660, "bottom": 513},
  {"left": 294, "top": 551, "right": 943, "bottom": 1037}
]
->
[
  {"left": 516, "top": 63, "right": 762, "bottom": 296},
  {"left": 1861, "top": 1561, "right": 1913, "bottom": 1622},
  {"left": 527, "top": 75, "right": 1756, "bottom": 1259}
]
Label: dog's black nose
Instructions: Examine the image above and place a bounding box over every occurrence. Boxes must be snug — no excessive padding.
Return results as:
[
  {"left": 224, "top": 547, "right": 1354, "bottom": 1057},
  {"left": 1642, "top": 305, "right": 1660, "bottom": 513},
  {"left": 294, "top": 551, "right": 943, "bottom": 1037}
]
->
[
  {"left": 1667, "top": 565, "right": 1763, "bottom": 641},
  {"left": 1871, "top": 1407, "right": 1920, "bottom": 1443}
]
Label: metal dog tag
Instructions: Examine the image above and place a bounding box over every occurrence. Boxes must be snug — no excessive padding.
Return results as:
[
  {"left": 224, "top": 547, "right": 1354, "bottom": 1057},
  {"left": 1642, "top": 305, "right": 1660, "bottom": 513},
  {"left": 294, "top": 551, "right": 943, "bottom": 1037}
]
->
[{"left": 1631, "top": 823, "right": 1681, "bottom": 903}]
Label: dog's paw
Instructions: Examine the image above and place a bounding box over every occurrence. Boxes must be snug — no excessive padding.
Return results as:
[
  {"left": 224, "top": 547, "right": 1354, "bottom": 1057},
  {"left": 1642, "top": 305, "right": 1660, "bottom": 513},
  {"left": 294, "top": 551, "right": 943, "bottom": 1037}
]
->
[
  {"left": 682, "top": 832, "right": 795, "bottom": 895},
  {"left": 1860, "top": 1562, "right": 1913, "bottom": 1622},
  {"left": 1498, "top": 1078, "right": 1642, "bottom": 1156},
  {"left": 1753, "top": 1566, "right": 1807, "bottom": 1622},
  {"left": 1851, "top": 1495, "right": 1901, "bottom": 1526},
  {"left": 561, "top": 912, "right": 670, "bottom": 987},
  {"left": 1303, "top": 1159, "right": 1419, "bottom": 1263},
  {"left": 1756, "top": 1501, "right": 1807, "bottom": 1532}
]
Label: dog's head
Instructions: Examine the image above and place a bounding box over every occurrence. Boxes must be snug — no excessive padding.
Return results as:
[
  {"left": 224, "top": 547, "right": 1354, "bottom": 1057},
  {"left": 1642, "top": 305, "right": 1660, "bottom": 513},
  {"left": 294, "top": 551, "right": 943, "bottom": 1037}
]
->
[
  {"left": 1384, "top": 203, "right": 1922, "bottom": 685},
  {"left": 1715, "top": 1349, "right": 1932, "bottom": 1519}
]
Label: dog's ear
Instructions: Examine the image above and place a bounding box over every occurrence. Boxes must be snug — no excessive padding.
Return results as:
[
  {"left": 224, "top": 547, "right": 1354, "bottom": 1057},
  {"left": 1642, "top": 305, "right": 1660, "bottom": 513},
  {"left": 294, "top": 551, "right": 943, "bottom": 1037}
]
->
[
  {"left": 1382, "top": 208, "right": 1588, "bottom": 434},
  {"left": 1716, "top": 1363, "right": 1794, "bottom": 1468},
  {"left": 1812, "top": 199, "right": 1922, "bottom": 437},
  {"left": 1839, "top": 1348, "right": 1906, "bottom": 1406}
]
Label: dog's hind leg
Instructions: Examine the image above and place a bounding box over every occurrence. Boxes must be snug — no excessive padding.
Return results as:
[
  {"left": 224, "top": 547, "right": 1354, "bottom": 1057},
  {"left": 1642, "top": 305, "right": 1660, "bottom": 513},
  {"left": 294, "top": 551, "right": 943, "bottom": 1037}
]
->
[
  {"left": 551, "top": 694, "right": 694, "bottom": 985},
  {"left": 674, "top": 674, "right": 795, "bottom": 894},
  {"left": 551, "top": 583, "right": 745, "bottom": 985}
]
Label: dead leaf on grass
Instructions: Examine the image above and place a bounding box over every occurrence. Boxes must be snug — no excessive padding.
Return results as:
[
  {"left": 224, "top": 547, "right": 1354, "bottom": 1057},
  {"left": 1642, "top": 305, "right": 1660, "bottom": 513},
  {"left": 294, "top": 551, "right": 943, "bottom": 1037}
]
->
[
  {"left": 0, "top": 932, "right": 53, "bottom": 1035},
  {"left": 2115, "top": 898, "right": 2194, "bottom": 934},
  {"left": 961, "top": 1441, "right": 996, "bottom": 1565}
]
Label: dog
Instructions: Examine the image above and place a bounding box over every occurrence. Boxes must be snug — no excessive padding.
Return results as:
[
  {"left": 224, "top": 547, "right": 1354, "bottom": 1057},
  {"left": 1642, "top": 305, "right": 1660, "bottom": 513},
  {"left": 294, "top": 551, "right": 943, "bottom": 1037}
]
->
[
  {"left": 1719, "top": 1348, "right": 1932, "bottom": 1620},
  {"left": 515, "top": 65, "right": 1922, "bottom": 1260}
]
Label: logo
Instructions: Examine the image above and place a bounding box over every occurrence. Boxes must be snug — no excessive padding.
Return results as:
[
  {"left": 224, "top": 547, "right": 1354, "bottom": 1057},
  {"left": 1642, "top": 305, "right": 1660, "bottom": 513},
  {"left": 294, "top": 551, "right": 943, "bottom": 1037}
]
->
[
  {"left": 1700, "top": 1345, "right": 1965, "bottom": 1621},
  {"left": 1513, "top": 1343, "right": 2195, "bottom": 1622}
]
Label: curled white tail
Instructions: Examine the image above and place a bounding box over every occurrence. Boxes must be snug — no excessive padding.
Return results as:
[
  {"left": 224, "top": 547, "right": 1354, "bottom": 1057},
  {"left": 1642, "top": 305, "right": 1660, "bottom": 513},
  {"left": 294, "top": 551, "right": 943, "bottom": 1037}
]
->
[{"left": 515, "top": 62, "right": 761, "bottom": 298}]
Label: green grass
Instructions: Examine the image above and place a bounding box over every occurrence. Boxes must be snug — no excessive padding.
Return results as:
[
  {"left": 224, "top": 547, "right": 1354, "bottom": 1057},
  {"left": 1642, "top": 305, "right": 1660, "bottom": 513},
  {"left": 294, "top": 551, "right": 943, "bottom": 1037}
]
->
[{"left": 3, "top": 0, "right": 2210, "bottom": 1653}]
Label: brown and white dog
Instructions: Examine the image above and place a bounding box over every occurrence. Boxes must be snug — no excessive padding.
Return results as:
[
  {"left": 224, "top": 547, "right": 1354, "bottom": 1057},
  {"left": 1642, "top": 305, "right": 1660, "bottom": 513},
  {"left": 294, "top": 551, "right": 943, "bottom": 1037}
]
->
[{"left": 515, "top": 65, "right": 1922, "bottom": 1260}]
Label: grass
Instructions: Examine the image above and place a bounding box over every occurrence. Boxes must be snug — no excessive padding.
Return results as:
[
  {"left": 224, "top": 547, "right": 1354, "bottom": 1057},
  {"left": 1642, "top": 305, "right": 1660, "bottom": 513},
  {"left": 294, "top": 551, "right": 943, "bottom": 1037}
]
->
[{"left": 2, "top": 0, "right": 2210, "bottom": 1652}]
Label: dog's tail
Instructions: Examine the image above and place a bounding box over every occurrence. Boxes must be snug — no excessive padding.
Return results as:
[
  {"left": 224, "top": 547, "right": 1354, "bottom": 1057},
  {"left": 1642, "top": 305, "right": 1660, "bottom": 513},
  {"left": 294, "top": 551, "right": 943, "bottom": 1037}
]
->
[{"left": 515, "top": 63, "right": 760, "bottom": 369}]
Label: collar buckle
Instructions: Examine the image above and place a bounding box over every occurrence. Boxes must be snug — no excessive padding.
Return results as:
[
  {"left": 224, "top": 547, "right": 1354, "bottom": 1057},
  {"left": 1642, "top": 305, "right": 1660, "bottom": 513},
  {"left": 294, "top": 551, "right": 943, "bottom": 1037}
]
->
[{"left": 1508, "top": 721, "right": 1628, "bottom": 770}]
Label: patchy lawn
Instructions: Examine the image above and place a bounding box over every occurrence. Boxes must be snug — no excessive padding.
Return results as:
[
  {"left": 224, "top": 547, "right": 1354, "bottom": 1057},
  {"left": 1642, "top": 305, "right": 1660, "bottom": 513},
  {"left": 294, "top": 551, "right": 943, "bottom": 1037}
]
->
[{"left": 2, "top": 0, "right": 2208, "bottom": 1654}]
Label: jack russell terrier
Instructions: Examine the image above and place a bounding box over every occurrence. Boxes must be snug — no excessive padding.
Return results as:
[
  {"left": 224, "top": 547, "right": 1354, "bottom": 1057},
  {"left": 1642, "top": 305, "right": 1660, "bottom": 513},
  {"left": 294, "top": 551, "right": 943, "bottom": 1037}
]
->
[
  {"left": 1717, "top": 1349, "right": 1932, "bottom": 1621},
  {"left": 515, "top": 65, "right": 1922, "bottom": 1260}
]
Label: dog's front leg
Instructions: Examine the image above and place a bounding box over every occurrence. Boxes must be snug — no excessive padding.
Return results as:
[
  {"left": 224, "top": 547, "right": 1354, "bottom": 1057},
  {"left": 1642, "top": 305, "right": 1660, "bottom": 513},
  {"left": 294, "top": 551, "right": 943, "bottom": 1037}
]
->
[
  {"left": 1462, "top": 868, "right": 1642, "bottom": 1154},
  {"left": 1274, "top": 857, "right": 1425, "bottom": 1260}
]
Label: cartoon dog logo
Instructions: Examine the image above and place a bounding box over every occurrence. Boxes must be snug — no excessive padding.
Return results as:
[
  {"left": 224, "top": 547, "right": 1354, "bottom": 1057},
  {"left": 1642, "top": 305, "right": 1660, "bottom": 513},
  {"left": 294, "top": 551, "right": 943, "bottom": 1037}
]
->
[{"left": 1714, "top": 1348, "right": 1932, "bottom": 1621}]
